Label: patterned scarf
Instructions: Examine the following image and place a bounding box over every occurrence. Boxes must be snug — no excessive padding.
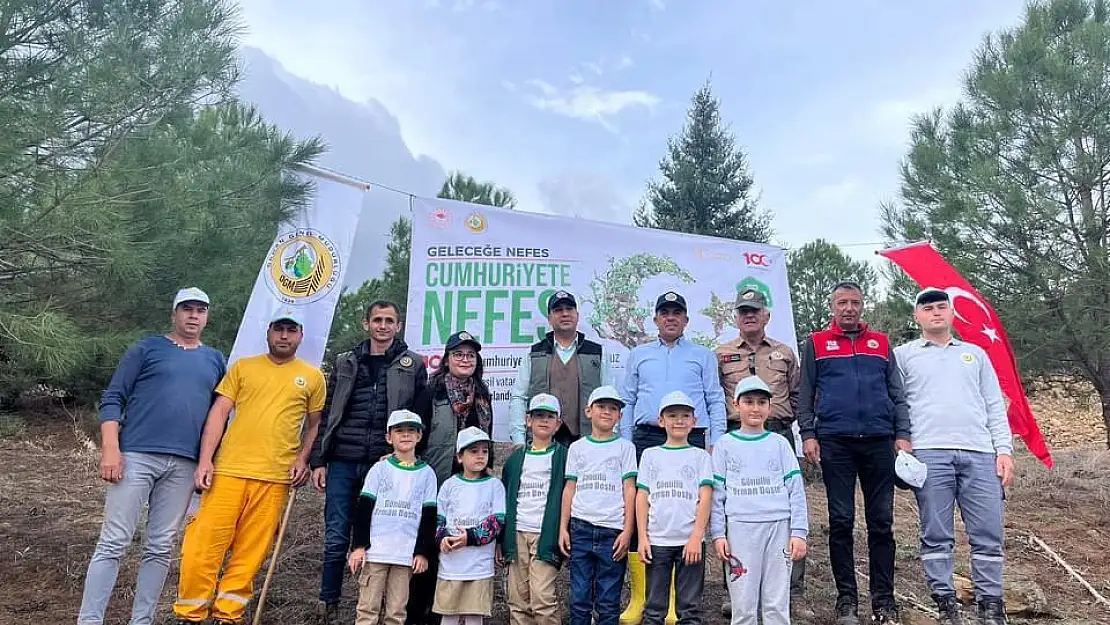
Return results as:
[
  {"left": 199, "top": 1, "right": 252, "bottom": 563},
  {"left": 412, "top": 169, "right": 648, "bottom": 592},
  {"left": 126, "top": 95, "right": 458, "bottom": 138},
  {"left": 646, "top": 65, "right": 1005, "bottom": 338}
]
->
[{"left": 444, "top": 373, "right": 493, "bottom": 434}]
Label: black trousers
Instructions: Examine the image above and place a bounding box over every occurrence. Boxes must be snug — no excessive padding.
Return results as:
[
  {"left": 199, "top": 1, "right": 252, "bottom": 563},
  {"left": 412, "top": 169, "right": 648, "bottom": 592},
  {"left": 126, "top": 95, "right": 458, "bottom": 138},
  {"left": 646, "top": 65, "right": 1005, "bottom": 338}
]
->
[
  {"left": 404, "top": 552, "right": 440, "bottom": 625},
  {"left": 819, "top": 435, "right": 896, "bottom": 609},
  {"left": 643, "top": 545, "right": 704, "bottom": 625}
]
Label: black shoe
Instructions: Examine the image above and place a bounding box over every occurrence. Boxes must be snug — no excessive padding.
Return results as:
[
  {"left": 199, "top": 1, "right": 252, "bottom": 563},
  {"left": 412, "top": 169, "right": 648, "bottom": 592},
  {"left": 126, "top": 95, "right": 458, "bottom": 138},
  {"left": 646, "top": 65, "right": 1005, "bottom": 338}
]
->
[
  {"left": 872, "top": 604, "right": 901, "bottom": 624},
  {"left": 934, "top": 595, "right": 968, "bottom": 625},
  {"left": 836, "top": 597, "right": 861, "bottom": 625},
  {"left": 317, "top": 600, "right": 339, "bottom": 625},
  {"left": 977, "top": 598, "right": 1007, "bottom": 625}
]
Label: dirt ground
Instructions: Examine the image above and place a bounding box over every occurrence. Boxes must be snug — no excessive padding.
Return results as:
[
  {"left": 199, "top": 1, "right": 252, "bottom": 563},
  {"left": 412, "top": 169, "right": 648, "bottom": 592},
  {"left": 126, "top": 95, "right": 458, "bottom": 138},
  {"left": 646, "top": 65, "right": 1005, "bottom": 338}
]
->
[{"left": 0, "top": 396, "right": 1107, "bottom": 625}]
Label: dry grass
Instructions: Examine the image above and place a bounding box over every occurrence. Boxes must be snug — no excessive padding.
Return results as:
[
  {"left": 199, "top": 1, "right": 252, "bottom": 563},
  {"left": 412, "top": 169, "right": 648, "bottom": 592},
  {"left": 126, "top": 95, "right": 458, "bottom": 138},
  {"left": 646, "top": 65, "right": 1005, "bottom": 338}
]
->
[{"left": 1, "top": 406, "right": 1108, "bottom": 625}]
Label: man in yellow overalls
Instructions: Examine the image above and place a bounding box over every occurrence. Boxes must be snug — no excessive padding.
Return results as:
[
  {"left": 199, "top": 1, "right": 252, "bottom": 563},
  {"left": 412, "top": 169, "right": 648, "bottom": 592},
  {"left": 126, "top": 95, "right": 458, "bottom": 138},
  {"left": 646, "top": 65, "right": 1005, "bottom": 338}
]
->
[{"left": 173, "top": 310, "right": 326, "bottom": 624}]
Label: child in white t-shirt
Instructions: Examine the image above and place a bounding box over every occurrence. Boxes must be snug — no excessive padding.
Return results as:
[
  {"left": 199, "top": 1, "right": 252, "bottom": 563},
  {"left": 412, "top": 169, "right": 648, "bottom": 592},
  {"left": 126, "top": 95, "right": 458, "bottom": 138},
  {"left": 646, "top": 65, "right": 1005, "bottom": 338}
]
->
[
  {"left": 559, "top": 385, "right": 638, "bottom": 625},
  {"left": 347, "top": 410, "right": 439, "bottom": 625},
  {"left": 711, "top": 376, "right": 808, "bottom": 625},
  {"left": 433, "top": 427, "right": 507, "bottom": 625},
  {"left": 636, "top": 391, "right": 715, "bottom": 625}
]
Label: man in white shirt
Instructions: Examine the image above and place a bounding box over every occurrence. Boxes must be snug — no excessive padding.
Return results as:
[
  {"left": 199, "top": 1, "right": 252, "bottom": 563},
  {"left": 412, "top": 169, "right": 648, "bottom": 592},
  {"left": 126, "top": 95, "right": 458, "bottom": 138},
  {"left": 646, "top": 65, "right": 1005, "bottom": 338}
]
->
[{"left": 894, "top": 288, "right": 1014, "bottom": 625}]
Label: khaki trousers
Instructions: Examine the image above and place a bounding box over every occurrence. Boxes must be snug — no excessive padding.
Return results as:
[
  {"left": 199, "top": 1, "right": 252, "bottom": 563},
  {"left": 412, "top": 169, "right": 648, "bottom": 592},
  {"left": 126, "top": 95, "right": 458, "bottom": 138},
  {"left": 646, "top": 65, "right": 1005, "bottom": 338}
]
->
[
  {"left": 507, "top": 532, "right": 560, "bottom": 625},
  {"left": 356, "top": 562, "right": 413, "bottom": 625}
]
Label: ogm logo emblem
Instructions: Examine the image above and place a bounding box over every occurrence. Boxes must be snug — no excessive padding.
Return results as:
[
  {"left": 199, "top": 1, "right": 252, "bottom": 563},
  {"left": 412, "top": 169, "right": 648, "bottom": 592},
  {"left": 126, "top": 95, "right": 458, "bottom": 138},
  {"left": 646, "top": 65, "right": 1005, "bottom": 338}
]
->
[
  {"left": 266, "top": 229, "right": 341, "bottom": 305},
  {"left": 465, "top": 212, "right": 488, "bottom": 234},
  {"left": 429, "top": 207, "right": 452, "bottom": 229}
]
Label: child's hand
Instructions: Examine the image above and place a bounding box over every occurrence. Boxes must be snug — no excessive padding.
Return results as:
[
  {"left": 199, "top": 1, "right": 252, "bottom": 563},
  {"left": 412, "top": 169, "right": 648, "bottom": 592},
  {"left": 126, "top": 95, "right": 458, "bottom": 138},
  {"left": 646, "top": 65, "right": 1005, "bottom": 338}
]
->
[
  {"left": 683, "top": 535, "right": 703, "bottom": 565},
  {"left": 347, "top": 548, "right": 366, "bottom": 574},
  {"left": 559, "top": 528, "right": 571, "bottom": 557},
  {"left": 444, "top": 533, "right": 467, "bottom": 552},
  {"left": 789, "top": 537, "right": 807, "bottom": 561},
  {"left": 714, "top": 537, "right": 730, "bottom": 561},
  {"left": 440, "top": 537, "right": 454, "bottom": 553},
  {"left": 413, "top": 554, "right": 429, "bottom": 575},
  {"left": 637, "top": 537, "right": 652, "bottom": 564},
  {"left": 612, "top": 530, "right": 631, "bottom": 561}
]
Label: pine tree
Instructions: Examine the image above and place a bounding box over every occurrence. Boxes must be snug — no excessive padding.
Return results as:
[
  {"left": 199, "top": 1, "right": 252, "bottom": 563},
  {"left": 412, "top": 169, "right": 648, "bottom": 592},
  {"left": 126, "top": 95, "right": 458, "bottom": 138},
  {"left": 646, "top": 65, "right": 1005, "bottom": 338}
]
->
[{"left": 635, "top": 81, "right": 772, "bottom": 243}]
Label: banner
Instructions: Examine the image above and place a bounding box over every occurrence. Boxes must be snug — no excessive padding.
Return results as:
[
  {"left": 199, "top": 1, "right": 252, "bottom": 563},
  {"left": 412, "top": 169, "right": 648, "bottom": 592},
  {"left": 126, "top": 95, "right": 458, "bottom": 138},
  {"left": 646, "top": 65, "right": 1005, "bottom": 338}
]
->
[
  {"left": 878, "top": 241, "right": 1052, "bottom": 468},
  {"left": 229, "top": 172, "right": 367, "bottom": 368},
  {"left": 406, "top": 197, "right": 798, "bottom": 441}
]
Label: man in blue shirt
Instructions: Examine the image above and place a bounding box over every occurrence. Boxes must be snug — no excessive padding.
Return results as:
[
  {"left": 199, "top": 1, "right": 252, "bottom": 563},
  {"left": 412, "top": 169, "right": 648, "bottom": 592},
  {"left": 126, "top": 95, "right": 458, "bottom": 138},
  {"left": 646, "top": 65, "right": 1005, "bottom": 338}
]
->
[
  {"left": 618, "top": 290, "right": 727, "bottom": 625},
  {"left": 77, "top": 287, "right": 227, "bottom": 625},
  {"left": 621, "top": 291, "right": 727, "bottom": 454}
]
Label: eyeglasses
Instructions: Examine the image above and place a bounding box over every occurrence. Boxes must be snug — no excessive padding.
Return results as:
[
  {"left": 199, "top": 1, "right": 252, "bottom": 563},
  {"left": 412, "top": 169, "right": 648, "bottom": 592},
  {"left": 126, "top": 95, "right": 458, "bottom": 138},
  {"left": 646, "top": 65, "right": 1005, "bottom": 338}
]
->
[{"left": 450, "top": 351, "right": 477, "bottom": 362}]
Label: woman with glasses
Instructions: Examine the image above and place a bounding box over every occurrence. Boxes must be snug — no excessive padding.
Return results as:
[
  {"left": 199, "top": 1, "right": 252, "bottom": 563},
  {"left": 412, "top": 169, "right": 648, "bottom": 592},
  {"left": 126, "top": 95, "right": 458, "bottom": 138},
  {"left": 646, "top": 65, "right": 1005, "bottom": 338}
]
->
[{"left": 407, "top": 330, "right": 494, "bottom": 625}]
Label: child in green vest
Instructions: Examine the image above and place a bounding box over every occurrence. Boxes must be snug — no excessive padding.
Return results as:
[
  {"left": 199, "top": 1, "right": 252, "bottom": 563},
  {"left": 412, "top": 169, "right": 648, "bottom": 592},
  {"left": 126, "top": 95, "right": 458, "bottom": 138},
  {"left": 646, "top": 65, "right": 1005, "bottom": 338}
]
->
[{"left": 500, "top": 393, "right": 568, "bottom": 625}]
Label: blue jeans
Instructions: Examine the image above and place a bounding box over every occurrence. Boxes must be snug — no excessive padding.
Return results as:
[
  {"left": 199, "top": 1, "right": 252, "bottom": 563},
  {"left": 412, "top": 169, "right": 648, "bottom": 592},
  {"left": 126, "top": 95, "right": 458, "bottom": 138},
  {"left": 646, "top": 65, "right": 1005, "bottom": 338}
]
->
[
  {"left": 569, "top": 518, "right": 628, "bottom": 625},
  {"left": 320, "top": 459, "right": 372, "bottom": 603},
  {"left": 77, "top": 452, "right": 196, "bottom": 625},
  {"left": 914, "top": 449, "right": 1005, "bottom": 601}
]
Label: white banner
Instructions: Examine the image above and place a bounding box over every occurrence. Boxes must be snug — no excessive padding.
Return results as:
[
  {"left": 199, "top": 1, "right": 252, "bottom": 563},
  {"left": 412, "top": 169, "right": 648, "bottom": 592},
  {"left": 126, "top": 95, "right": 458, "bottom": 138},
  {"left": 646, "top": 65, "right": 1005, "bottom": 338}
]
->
[
  {"left": 406, "top": 197, "right": 798, "bottom": 441},
  {"left": 229, "top": 173, "right": 367, "bottom": 368}
]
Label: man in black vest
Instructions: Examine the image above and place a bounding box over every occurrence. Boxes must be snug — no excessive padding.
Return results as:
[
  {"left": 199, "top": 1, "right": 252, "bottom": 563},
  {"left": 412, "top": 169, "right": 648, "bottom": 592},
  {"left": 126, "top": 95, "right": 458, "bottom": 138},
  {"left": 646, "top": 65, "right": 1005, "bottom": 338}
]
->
[
  {"left": 509, "top": 290, "right": 611, "bottom": 447},
  {"left": 309, "top": 300, "right": 427, "bottom": 624}
]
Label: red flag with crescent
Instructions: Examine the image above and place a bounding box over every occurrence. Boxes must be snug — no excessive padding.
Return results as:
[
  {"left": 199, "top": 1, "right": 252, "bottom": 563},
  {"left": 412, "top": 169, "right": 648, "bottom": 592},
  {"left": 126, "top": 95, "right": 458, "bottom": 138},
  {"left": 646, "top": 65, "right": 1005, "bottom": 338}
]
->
[{"left": 878, "top": 241, "right": 1053, "bottom": 468}]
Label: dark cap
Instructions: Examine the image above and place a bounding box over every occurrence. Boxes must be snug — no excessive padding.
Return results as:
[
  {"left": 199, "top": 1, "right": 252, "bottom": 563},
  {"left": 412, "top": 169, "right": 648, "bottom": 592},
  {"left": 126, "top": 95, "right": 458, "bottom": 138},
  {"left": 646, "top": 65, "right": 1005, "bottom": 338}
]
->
[
  {"left": 654, "top": 291, "right": 687, "bottom": 313},
  {"left": 445, "top": 330, "right": 482, "bottom": 352},
  {"left": 548, "top": 290, "right": 577, "bottom": 313},
  {"left": 915, "top": 288, "right": 950, "bottom": 306},
  {"left": 734, "top": 288, "right": 768, "bottom": 310}
]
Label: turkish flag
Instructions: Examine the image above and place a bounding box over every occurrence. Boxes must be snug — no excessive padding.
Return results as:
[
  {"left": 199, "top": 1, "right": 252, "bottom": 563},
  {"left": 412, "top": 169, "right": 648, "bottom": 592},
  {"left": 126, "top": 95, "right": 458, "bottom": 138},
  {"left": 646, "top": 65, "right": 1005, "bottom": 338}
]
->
[{"left": 878, "top": 241, "right": 1053, "bottom": 468}]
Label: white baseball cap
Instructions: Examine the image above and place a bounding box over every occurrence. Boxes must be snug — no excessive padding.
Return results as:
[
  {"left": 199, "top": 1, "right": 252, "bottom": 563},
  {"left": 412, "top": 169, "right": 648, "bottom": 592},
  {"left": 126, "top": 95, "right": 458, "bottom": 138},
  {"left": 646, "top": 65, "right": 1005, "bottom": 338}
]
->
[
  {"left": 528, "top": 393, "right": 561, "bottom": 415},
  {"left": 658, "top": 390, "right": 696, "bottom": 414},
  {"left": 733, "top": 376, "right": 773, "bottom": 401},
  {"left": 173, "top": 287, "right": 210, "bottom": 309},
  {"left": 270, "top": 308, "right": 304, "bottom": 328},
  {"left": 456, "top": 426, "right": 491, "bottom": 453},
  {"left": 386, "top": 409, "right": 424, "bottom": 431},
  {"left": 588, "top": 385, "right": 626, "bottom": 408},
  {"left": 895, "top": 450, "right": 928, "bottom": 490}
]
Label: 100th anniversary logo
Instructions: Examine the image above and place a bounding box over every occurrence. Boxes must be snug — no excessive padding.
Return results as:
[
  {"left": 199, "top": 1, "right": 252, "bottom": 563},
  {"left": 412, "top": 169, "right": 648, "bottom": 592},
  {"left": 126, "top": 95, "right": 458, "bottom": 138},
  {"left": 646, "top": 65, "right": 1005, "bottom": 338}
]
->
[{"left": 265, "top": 228, "right": 342, "bottom": 304}]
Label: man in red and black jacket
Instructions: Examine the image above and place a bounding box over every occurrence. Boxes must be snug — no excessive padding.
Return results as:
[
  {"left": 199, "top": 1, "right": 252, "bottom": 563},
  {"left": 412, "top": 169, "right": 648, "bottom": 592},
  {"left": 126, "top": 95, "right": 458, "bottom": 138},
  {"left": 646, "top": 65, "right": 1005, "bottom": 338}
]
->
[{"left": 797, "top": 281, "right": 911, "bottom": 625}]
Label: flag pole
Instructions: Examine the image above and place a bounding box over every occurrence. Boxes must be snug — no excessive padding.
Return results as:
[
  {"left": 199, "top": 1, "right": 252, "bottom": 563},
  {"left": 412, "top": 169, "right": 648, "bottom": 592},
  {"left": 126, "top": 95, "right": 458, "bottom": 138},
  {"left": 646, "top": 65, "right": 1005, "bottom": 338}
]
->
[{"left": 293, "top": 163, "right": 373, "bottom": 191}]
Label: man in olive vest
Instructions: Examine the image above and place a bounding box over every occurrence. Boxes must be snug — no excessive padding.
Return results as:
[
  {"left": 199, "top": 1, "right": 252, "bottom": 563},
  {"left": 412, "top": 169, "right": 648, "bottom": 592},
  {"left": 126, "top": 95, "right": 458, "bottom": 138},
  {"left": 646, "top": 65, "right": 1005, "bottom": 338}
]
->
[
  {"left": 308, "top": 300, "right": 427, "bottom": 624},
  {"left": 509, "top": 290, "right": 613, "bottom": 447}
]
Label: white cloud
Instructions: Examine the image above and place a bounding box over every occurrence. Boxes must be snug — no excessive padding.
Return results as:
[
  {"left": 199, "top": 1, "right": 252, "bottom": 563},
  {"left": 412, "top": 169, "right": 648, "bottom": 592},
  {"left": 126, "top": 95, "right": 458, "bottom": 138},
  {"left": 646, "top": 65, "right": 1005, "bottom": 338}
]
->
[
  {"left": 538, "top": 171, "right": 635, "bottom": 223},
  {"left": 811, "top": 178, "right": 861, "bottom": 207},
  {"left": 615, "top": 55, "right": 634, "bottom": 70},
  {"left": 649, "top": 0, "right": 666, "bottom": 11},
  {"left": 515, "top": 80, "right": 660, "bottom": 131},
  {"left": 584, "top": 61, "right": 604, "bottom": 76}
]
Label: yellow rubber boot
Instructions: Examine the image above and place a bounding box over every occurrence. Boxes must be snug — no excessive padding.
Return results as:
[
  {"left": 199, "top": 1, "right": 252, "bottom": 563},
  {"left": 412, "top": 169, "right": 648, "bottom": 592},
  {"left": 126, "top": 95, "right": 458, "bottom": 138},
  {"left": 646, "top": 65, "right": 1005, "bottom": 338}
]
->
[
  {"left": 665, "top": 570, "right": 678, "bottom": 625},
  {"left": 619, "top": 553, "right": 646, "bottom": 625}
]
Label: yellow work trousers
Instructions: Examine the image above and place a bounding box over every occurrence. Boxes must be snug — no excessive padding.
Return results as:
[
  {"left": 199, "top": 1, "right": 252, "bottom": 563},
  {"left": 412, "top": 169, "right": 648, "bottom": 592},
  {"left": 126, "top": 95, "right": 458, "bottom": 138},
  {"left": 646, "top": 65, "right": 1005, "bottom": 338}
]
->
[{"left": 173, "top": 474, "right": 289, "bottom": 623}]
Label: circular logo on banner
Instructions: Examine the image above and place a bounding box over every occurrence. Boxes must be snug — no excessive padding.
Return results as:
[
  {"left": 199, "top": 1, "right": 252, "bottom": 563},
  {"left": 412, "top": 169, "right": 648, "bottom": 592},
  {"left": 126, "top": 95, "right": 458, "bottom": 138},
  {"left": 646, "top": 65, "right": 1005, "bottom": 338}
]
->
[
  {"left": 465, "top": 212, "right": 488, "bottom": 233},
  {"left": 429, "top": 207, "right": 452, "bottom": 230},
  {"left": 266, "top": 229, "right": 341, "bottom": 305}
]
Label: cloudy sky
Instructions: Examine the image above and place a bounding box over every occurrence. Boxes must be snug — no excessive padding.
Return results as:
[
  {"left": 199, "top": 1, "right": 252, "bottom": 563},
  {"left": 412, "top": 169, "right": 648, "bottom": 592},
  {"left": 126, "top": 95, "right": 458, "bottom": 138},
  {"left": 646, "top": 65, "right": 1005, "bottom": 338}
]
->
[{"left": 234, "top": 0, "right": 1028, "bottom": 280}]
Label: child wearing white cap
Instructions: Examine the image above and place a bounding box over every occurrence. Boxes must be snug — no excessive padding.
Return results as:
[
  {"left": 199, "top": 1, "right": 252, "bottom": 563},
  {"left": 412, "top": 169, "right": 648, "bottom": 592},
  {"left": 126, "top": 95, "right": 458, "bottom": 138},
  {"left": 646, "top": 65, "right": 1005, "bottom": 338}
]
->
[
  {"left": 710, "top": 376, "right": 808, "bottom": 625},
  {"left": 432, "top": 427, "right": 507, "bottom": 625},
  {"left": 636, "top": 390, "right": 715, "bottom": 625},
  {"left": 559, "top": 385, "right": 638, "bottom": 625},
  {"left": 346, "top": 410, "right": 439, "bottom": 625},
  {"left": 500, "top": 393, "right": 569, "bottom": 625}
]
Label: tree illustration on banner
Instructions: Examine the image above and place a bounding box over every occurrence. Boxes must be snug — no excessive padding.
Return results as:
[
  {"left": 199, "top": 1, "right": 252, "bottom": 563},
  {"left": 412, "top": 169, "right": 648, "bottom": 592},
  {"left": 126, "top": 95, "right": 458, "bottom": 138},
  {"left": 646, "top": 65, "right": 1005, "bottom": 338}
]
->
[{"left": 586, "top": 254, "right": 694, "bottom": 349}]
